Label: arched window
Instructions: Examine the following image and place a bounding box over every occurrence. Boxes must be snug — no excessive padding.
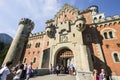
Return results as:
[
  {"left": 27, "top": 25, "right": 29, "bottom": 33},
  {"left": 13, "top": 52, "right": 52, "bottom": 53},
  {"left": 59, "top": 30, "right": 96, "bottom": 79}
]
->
[
  {"left": 29, "top": 44, "right": 31, "bottom": 48},
  {"left": 33, "top": 57, "right": 36, "bottom": 63},
  {"left": 99, "top": 16, "right": 102, "bottom": 19},
  {"left": 104, "top": 32, "right": 108, "bottom": 39},
  {"left": 38, "top": 43, "right": 40, "bottom": 47},
  {"left": 114, "top": 53, "right": 120, "bottom": 62},
  {"left": 26, "top": 43, "right": 31, "bottom": 48},
  {"left": 94, "top": 17, "right": 97, "bottom": 21},
  {"left": 109, "top": 31, "right": 113, "bottom": 38},
  {"left": 23, "top": 58, "right": 27, "bottom": 63},
  {"left": 35, "top": 43, "right": 38, "bottom": 48},
  {"left": 35, "top": 42, "right": 40, "bottom": 48}
]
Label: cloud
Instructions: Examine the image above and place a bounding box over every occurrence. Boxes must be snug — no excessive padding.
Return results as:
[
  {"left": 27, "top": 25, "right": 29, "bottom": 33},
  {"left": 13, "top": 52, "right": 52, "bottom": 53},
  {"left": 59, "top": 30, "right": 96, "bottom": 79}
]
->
[{"left": 0, "top": 0, "right": 62, "bottom": 37}]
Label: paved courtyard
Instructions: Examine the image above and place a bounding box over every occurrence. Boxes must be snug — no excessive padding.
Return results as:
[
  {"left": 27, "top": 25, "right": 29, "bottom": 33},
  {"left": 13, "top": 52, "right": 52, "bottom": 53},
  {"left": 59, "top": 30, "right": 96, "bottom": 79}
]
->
[{"left": 30, "top": 74, "right": 76, "bottom": 80}]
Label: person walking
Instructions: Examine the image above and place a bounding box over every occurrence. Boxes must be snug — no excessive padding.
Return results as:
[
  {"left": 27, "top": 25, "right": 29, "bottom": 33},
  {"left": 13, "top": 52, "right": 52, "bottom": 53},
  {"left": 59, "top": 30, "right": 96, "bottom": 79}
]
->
[
  {"left": 26, "top": 62, "right": 33, "bottom": 80},
  {"left": 93, "top": 69, "right": 99, "bottom": 80},
  {"left": 99, "top": 69, "right": 106, "bottom": 80},
  {"left": 0, "top": 61, "right": 12, "bottom": 80},
  {"left": 13, "top": 64, "right": 23, "bottom": 80},
  {"left": 22, "top": 63, "right": 27, "bottom": 79},
  {"left": 56, "top": 65, "right": 59, "bottom": 76}
]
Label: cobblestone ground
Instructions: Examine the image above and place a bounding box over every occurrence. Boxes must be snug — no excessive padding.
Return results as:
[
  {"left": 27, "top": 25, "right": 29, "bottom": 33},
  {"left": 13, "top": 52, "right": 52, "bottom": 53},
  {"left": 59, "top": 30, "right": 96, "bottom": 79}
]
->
[{"left": 30, "top": 74, "right": 76, "bottom": 80}]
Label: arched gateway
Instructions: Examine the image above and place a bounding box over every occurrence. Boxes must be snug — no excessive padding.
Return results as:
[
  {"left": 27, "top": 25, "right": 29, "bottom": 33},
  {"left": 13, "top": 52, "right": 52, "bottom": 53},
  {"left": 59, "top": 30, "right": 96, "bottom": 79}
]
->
[{"left": 55, "top": 48, "right": 74, "bottom": 67}]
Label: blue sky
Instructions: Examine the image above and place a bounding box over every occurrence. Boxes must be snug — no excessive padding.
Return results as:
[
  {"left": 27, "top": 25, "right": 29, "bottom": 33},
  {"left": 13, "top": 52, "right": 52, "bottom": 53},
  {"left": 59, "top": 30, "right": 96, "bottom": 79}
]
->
[{"left": 0, "top": 0, "right": 120, "bottom": 38}]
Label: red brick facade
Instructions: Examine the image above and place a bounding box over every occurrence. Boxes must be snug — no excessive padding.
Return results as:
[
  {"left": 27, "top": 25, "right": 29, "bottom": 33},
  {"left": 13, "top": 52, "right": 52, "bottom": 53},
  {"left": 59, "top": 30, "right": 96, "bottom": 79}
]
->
[{"left": 23, "top": 34, "right": 49, "bottom": 68}]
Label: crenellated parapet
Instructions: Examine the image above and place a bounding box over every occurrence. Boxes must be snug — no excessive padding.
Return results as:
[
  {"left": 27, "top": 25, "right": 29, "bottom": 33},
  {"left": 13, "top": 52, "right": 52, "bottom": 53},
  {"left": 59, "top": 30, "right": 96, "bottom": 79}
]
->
[
  {"left": 106, "top": 15, "right": 120, "bottom": 21},
  {"left": 94, "top": 15, "right": 120, "bottom": 27},
  {"left": 29, "top": 32, "right": 45, "bottom": 40},
  {"left": 19, "top": 18, "right": 34, "bottom": 30}
]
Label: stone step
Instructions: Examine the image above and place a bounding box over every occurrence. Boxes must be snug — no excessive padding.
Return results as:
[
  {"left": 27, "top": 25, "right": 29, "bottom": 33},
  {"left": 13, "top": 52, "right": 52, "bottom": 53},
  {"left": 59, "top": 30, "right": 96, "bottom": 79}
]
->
[{"left": 30, "top": 74, "right": 76, "bottom": 80}]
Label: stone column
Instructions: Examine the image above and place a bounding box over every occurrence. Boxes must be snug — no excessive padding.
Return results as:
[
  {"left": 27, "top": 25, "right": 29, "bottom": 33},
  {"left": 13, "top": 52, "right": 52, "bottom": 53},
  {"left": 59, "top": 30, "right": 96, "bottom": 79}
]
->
[
  {"left": 73, "top": 16, "right": 93, "bottom": 80},
  {"left": 3, "top": 18, "right": 34, "bottom": 66},
  {"left": 76, "top": 45, "right": 93, "bottom": 80}
]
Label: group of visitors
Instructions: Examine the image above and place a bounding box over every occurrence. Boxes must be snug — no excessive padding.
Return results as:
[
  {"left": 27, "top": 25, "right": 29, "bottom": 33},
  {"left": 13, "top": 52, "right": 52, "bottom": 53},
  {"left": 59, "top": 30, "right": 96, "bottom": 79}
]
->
[
  {"left": 0, "top": 61, "right": 33, "bottom": 80},
  {"left": 1, "top": 61, "right": 107, "bottom": 80},
  {"left": 93, "top": 69, "right": 106, "bottom": 80},
  {"left": 50, "top": 64, "right": 76, "bottom": 76}
]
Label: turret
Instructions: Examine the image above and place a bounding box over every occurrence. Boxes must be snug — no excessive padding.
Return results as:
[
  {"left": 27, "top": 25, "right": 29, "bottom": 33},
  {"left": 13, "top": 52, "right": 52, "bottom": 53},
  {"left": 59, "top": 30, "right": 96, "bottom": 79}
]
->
[
  {"left": 75, "top": 15, "right": 86, "bottom": 31},
  {"left": 45, "top": 19, "right": 56, "bottom": 38},
  {"left": 88, "top": 5, "right": 98, "bottom": 15},
  {"left": 3, "top": 18, "right": 34, "bottom": 66}
]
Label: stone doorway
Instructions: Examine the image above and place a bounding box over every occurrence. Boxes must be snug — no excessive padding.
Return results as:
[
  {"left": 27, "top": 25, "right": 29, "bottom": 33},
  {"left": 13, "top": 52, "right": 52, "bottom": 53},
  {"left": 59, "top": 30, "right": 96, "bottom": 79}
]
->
[{"left": 56, "top": 48, "right": 74, "bottom": 67}]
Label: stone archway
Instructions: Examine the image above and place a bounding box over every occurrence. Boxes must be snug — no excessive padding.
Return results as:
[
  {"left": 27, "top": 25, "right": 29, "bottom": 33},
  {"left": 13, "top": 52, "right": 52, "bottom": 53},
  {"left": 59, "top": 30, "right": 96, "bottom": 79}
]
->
[{"left": 55, "top": 48, "right": 74, "bottom": 67}]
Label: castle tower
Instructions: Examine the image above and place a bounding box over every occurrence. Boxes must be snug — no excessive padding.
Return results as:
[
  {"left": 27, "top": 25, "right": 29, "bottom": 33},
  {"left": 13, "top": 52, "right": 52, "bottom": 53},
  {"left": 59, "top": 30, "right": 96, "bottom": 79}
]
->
[
  {"left": 88, "top": 5, "right": 98, "bottom": 15},
  {"left": 3, "top": 18, "right": 34, "bottom": 66}
]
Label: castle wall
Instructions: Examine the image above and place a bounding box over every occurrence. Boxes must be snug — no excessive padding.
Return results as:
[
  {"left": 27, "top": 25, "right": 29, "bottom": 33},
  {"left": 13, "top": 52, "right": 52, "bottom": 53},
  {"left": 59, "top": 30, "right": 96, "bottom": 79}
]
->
[
  {"left": 97, "top": 22, "right": 120, "bottom": 76},
  {"left": 81, "top": 12, "right": 93, "bottom": 24},
  {"left": 23, "top": 34, "right": 49, "bottom": 68}
]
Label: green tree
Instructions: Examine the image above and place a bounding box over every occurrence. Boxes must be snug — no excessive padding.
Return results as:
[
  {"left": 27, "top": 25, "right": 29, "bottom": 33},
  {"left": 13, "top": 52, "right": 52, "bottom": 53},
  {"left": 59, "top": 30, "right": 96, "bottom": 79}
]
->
[
  {"left": 0, "top": 41, "right": 4, "bottom": 50},
  {"left": 0, "top": 44, "right": 10, "bottom": 66}
]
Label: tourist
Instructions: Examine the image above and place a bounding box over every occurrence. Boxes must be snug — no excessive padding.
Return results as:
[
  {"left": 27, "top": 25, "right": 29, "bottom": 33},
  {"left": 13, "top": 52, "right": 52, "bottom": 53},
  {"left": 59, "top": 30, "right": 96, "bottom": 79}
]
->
[
  {"left": 60, "top": 65, "right": 64, "bottom": 74},
  {"left": 13, "top": 64, "right": 23, "bottom": 80},
  {"left": 56, "top": 65, "right": 59, "bottom": 76},
  {"left": 0, "top": 61, "right": 12, "bottom": 80},
  {"left": 99, "top": 69, "right": 106, "bottom": 80},
  {"left": 26, "top": 62, "right": 33, "bottom": 80},
  {"left": 64, "top": 66, "right": 68, "bottom": 74},
  {"left": 50, "top": 66, "right": 55, "bottom": 74},
  {"left": 14, "top": 61, "right": 21, "bottom": 72},
  {"left": 93, "top": 69, "right": 99, "bottom": 80},
  {"left": 34, "top": 67, "right": 39, "bottom": 76},
  {"left": 69, "top": 64, "right": 74, "bottom": 75},
  {"left": 22, "top": 63, "right": 27, "bottom": 79}
]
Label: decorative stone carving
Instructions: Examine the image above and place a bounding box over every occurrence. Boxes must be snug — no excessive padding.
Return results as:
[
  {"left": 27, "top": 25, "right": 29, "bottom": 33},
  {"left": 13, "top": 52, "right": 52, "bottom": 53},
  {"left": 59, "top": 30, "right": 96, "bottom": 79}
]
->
[
  {"left": 75, "top": 15, "right": 86, "bottom": 31},
  {"left": 60, "top": 35, "right": 68, "bottom": 42}
]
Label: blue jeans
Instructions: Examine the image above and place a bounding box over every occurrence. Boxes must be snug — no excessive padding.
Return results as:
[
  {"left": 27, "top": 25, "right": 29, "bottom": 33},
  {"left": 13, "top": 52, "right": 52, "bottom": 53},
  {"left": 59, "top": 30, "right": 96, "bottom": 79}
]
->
[{"left": 26, "top": 73, "right": 31, "bottom": 80}]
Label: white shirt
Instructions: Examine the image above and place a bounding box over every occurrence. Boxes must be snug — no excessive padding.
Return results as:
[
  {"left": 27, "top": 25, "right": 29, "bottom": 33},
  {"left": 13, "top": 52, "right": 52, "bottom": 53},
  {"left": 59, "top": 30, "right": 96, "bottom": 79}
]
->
[
  {"left": 56, "top": 66, "right": 59, "bottom": 70},
  {"left": 13, "top": 69, "right": 22, "bottom": 79},
  {"left": 26, "top": 65, "right": 32, "bottom": 74},
  {"left": 0, "top": 66, "right": 10, "bottom": 80}
]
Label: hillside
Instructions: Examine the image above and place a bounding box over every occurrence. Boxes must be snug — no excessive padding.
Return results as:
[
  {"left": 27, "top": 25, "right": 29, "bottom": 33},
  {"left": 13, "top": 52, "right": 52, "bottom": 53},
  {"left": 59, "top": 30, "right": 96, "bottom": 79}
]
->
[{"left": 0, "top": 33, "right": 13, "bottom": 44}]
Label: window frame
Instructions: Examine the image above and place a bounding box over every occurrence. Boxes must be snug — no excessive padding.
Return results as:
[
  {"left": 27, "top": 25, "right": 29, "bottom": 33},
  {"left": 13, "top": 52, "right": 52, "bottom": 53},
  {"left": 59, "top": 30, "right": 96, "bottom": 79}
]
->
[
  {"left": 33, "top": 57, "right": 37, "bottom": 63},
  {"left": 112, "top": 52, "right": 120, "bottom": 63},
  {"left": 100, "top": 28, "right": 116, "bottom": 40}
]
